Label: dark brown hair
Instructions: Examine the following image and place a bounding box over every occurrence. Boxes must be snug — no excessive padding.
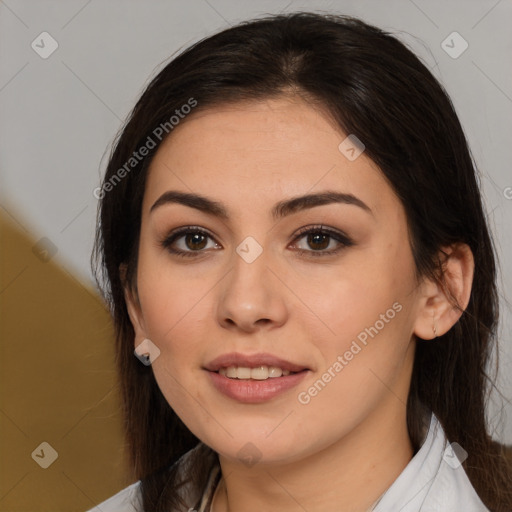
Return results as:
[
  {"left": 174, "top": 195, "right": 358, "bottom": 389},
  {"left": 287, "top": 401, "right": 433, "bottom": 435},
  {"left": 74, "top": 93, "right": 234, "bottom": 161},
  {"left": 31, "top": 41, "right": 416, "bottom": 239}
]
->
[{"left": 92, "top": 12, "right": 512, "bottom": 511}]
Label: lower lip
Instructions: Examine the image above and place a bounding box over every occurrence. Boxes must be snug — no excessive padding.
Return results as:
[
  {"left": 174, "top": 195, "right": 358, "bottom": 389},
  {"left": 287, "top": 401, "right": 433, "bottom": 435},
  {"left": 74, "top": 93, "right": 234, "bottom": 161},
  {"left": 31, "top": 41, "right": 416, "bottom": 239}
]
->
[{"left": 207, "top": 370, "right": 308, "bottom": 403}]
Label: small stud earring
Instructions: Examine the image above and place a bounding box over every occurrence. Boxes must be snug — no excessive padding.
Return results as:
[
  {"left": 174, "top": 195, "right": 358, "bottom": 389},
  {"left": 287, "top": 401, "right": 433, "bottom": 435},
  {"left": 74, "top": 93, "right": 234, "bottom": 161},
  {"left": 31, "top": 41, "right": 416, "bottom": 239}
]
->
[{"left": 432, "top": 316, "right": 438, "bottom": 338}]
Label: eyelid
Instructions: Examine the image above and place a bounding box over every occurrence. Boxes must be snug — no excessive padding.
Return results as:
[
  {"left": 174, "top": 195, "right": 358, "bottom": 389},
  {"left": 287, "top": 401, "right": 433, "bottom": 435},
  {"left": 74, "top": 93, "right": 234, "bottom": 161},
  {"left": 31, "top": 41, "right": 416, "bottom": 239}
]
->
[
  {"left": 289, "top": 224, "right": 354, "bottom": 257},
  {"left": 159, "top": 225, "right": 219, "bottom": 257},
  {"left": 159, "top": 224, "right": 354, "bottom": 258},
  {"left": 292, "top": 224, "right": 353, "bottom": 244}
]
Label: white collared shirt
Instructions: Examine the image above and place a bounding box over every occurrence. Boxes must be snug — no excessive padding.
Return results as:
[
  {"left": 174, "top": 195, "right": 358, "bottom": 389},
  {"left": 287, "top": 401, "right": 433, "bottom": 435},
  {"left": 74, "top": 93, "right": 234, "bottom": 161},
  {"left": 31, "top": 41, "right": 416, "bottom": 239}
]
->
[
  {"left": 372, "top": 413, "right": 489, "bottom": 511},
  {"left": 86, "top": 412, "right": 490, "bottom": 512}
]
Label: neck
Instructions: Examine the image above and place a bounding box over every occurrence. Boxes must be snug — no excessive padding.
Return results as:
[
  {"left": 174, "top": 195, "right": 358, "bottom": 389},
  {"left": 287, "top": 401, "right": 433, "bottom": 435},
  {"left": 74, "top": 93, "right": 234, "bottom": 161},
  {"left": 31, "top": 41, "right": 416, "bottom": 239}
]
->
[{"left": 212, "top": 401, "right": 414, "bottom": 512}]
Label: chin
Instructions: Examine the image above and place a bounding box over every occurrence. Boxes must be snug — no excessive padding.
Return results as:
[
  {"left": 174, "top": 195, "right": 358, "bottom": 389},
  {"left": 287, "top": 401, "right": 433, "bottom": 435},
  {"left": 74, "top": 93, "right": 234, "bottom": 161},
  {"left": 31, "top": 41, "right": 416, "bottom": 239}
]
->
[{"left": 201, "top": 424, "right": 311, "bottom": 466}]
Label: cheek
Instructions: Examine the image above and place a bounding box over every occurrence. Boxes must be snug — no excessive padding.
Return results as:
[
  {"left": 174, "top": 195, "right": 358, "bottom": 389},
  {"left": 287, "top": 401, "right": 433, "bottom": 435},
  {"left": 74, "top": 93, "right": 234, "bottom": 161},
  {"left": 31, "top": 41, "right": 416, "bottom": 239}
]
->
[
  {"left": 292, "top": 269, "right": 414, "bottom": 438},
  {"left": 302, "top": 248, "right": 410, "bottom": 325},
  {"left": 139, "top": 274, "right": 212, "bottom": 422},
  {"left": 299, "top": 246, "right": 416, "bottom": 381},
  {"left": 136, "top": 238, "right": 212, "bottom": 342}
]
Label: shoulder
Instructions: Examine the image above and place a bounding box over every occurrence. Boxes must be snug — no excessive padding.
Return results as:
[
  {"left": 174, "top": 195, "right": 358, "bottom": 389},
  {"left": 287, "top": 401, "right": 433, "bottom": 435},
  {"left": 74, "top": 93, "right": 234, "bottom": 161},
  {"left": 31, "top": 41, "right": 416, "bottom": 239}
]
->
[{"left": 85, "top": 443, "right": 215, "bottom": 512}]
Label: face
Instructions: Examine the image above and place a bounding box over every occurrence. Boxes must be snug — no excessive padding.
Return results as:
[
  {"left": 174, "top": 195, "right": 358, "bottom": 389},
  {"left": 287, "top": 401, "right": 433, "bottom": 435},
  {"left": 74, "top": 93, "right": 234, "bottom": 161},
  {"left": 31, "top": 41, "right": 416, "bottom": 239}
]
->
[{"left": 125, "top": 96, "right": 428, "bottom": 465}]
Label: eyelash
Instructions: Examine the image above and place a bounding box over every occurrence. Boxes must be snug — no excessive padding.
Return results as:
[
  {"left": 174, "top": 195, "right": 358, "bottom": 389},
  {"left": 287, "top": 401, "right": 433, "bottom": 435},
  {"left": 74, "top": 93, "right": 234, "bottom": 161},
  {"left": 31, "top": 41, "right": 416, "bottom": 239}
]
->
[{"left": 159, "top": 225, "right": 354, "bottom": 259}]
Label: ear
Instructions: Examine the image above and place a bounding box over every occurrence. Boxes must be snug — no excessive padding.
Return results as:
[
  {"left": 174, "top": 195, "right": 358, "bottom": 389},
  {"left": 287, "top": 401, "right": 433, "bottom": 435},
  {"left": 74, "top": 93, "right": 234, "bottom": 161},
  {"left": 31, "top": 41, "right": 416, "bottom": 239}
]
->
[
  {"left": 413, "top": 243, "right": 474, "bottom": 340},
  {"left": 120, "top": 263, "right": 148, "bottom": 342}
]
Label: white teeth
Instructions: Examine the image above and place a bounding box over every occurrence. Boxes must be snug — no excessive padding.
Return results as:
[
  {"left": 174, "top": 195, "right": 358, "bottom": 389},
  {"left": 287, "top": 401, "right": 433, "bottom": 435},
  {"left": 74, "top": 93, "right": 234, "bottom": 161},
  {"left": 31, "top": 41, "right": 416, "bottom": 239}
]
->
[
  {"left": 268, "top": 366, "right": 283, "bottom": 378},
  {"left": 250, "top": 366, "right": 268, "bottom": 380},
  {"left": 237, "top": 367, "right": 252, "bottom": 379},
  {"left": 226, "top": 366, "right": 237, "bottom": 378},
  {"left": 218, "top": 365, "right": 296, "bottom": 380}
]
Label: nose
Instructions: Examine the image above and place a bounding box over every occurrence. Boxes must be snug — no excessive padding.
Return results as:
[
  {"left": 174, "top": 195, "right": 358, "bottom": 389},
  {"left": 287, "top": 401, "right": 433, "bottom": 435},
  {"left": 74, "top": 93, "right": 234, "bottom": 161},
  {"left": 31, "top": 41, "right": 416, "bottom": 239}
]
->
[{"left": 216, "top": 246, "right": 288, "bottom": 333}]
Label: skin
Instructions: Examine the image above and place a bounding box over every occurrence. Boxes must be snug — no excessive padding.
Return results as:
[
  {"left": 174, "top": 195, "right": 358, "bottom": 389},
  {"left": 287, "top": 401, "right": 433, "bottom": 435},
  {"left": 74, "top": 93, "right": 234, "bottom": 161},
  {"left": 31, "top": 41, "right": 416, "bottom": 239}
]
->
[{"left": 123, "top": 96, "right": 474, "bottom": 512}]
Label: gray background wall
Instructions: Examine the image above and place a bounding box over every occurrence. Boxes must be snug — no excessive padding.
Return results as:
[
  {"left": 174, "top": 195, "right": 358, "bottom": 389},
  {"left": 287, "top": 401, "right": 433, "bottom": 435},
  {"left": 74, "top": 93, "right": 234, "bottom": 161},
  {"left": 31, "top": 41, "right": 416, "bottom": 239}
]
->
[{"left": 1, "top": 0, "right": 511, "bottom": 445}]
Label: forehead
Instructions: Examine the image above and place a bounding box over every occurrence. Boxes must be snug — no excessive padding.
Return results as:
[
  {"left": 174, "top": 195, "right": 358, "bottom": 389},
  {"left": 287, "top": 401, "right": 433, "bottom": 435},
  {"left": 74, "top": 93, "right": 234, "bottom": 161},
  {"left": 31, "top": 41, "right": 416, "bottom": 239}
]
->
[{"left": 143, "top": 97, "right": 397, "bottom": 218}]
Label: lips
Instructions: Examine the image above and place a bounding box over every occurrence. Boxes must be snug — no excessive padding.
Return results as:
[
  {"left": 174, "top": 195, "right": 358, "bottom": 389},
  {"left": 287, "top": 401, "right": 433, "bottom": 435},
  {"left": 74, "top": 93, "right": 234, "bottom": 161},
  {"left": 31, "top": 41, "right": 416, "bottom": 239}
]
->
[
  {"left": 204, "top": 352, "right": 310, "bottom": 403},
  {"left": 204, "top": 352, "right": 309, "bottom": 373}
]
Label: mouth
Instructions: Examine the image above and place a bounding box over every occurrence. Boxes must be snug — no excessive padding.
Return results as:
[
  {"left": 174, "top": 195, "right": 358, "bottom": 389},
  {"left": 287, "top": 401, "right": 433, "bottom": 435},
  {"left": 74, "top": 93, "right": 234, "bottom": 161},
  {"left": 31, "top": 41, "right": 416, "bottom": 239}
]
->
[
  {"left": 204, "top": 352, "right": 309, "bottom": 376},
  {"left": 217, "top": 365, "right": 300, "bottom": 380},
  {"left": 204, "top": 353, "right": 310, "bottom": 403}
]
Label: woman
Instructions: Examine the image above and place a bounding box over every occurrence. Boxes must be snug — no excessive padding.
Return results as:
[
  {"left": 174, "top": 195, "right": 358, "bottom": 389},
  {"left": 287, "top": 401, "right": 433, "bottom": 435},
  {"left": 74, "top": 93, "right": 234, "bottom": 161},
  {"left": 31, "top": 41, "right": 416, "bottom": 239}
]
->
[{"left": 90, "top": 12, "right": 512, "bottom": 512}]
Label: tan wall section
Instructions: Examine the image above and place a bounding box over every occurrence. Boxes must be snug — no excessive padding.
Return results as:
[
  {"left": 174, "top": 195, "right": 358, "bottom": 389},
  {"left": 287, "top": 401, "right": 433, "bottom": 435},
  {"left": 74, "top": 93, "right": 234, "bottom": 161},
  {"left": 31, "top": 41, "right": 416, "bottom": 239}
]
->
[{"left": 0, "top": 211, "right": 131, "bottom": 511}]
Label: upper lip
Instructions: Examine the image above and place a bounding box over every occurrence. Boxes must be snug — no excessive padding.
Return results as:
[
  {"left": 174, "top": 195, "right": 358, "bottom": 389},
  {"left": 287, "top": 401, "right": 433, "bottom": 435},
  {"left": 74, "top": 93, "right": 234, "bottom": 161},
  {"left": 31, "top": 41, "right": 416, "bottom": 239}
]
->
[{"left": 204, "top": 352, "right": 309, "bottom": 373}]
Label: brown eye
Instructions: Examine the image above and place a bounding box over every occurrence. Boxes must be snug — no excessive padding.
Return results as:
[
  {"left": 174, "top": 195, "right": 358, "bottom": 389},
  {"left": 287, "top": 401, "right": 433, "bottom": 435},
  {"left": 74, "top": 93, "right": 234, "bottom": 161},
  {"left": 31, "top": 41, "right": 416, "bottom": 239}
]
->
[
  {"left": 291, "top": 225, "right": 354, "bottom": 257},
  {"left": 184, "top": 232, "right": 208, "bottom": 250},
  {"left": 305, "top": 232, "right": 330, "bottom": 251},
  {"left": 160, "top": 227, "right": 220, "bottom": 258}
]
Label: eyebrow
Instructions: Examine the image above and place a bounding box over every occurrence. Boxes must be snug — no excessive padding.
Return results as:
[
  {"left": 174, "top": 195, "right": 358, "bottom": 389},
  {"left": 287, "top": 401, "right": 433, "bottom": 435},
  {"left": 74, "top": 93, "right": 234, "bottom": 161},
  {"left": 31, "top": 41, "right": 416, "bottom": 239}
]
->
[{"left": 149, "top": 190, "right": 373, "bottom": 220}]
